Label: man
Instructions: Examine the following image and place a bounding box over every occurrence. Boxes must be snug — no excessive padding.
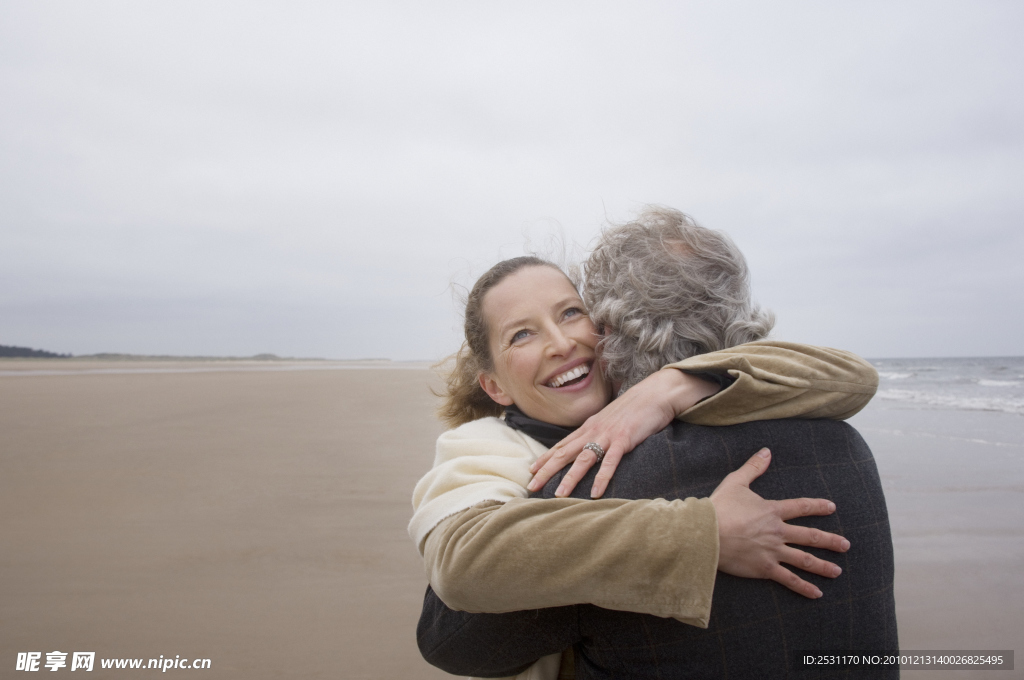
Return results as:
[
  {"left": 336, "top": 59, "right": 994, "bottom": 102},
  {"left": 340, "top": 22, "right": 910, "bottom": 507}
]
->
[{"left": 418, "top": 207, "right": 898, "bottom": 678}]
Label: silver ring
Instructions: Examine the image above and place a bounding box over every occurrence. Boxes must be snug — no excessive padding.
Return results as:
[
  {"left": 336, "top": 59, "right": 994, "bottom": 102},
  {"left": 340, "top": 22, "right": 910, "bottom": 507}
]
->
[{"left": 583, "top": 442, "right": 606, "bottom": 463}]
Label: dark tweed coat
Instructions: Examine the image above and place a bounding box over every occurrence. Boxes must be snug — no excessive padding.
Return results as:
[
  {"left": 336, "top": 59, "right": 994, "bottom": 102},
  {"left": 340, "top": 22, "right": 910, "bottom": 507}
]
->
[{"left": 419, "top": 418, "right": 899, "bottom": 679}]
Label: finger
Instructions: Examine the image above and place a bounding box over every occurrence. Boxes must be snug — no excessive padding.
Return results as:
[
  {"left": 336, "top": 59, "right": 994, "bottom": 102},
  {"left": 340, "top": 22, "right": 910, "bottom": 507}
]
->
[
  {"left": 528, "top": 445, "right": 581, "bottom": 492},
  {"left": 589, "top": 442, "right": 626, "bottom": 499},
  {"left": 767, "top": 563, "right": 823, "bottom": 599},
  {"left": 774, "top": 497, "right": 837, "bottom": 521},
  {"left": 780, "top": 546, "right": 843, "bottom": 579},
  {"left": 781, "top": 524, "right": 851, "bottom": 553},
  {"left": 554, "top": 449, "right": 601, "bottom": 497},
  {"left": 528, "top": 459, "right": 560, "bottom": 492},
  {"left": 724, "top": 448, "right": 772, "bottom": 488},
  {"left": 530, "top": 429, "right": 587, "bottom": 473},
  {"left": 529, "top": 448, "right": 555, "bottom": 475}
]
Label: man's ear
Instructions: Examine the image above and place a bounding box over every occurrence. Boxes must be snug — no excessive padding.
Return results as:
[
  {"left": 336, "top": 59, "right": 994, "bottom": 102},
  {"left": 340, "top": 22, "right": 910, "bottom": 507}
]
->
[{"left": 479, "top": 372, "right": 514, "bottom": 406}]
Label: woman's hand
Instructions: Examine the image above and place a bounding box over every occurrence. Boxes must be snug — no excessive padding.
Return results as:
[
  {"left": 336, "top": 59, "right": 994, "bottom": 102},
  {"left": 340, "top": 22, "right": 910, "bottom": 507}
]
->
[
  {"left": 712, "top": 448, "right": 850, "bottom": 599},
  {"left": 527, "top": 369, "right": 721, "bottom": 498}
]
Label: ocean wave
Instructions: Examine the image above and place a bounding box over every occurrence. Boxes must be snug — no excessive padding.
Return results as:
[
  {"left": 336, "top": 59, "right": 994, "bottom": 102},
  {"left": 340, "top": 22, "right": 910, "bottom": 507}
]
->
[
  {"left": 878, "top": 372, "right": 912, "bottom": 380},
  {"left": 877, "top": 389, "right": 1024, "bottom": 415},
  {"left": 978, "top": 379, "right": 1021, "bottom": 387},
  {"left": 860, "top": 426, "right": 1024, "bottom": 449}
]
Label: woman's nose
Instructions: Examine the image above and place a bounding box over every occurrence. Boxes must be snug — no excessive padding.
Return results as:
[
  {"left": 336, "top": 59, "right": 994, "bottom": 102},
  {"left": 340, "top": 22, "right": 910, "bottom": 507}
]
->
[{"left": 546, "top": 327, "right": 576, "bottom": 356}]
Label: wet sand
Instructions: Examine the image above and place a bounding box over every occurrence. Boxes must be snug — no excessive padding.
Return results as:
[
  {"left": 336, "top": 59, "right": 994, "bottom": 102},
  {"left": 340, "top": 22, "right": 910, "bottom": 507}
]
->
[
  {"left": 2, "top": 360, "right": 1021, "bottom": 678},
  {"left": 1, "top": 360, "right": 450, "bottom": 679},
  {"left": 849, "top": 405, "right": 1024, "bottom": 678}
]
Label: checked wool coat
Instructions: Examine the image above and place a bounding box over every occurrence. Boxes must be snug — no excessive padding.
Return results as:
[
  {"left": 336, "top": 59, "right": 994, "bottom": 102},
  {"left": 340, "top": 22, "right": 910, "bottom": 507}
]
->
[{"left": 419, "top": 418, "right": 899, "bottom": 679}]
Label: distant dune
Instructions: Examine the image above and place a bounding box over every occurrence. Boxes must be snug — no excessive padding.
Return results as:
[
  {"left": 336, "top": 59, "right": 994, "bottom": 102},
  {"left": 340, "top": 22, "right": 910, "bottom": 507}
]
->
[
  {"left": 0, "top": 346, "right": 354, "bottom": 362},
  {"left": 0, "top": 344, "right": 71, "bottom": 358},
  {"left": 71, "top": 352, "right": 299, "bottom": 361}
]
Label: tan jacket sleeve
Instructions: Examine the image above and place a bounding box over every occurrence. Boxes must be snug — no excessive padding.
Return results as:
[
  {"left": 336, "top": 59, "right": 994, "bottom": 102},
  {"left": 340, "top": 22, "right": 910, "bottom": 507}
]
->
[
  {"left": 425, "top": 497, "right": 719, "bottom": 627},
  {"left": 669, "top": 340, "right": 878, "bottom": 425}
]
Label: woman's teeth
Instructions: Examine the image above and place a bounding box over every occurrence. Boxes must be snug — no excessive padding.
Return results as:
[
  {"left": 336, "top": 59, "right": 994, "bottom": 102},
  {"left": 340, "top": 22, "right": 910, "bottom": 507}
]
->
[{"left": 547, "top": 364, "right": 590, "bottom": 388}]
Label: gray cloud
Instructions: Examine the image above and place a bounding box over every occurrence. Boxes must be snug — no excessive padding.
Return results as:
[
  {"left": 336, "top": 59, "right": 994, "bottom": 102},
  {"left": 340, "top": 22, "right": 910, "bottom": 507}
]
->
[{"left": 2, "top": 0, "right": 1021, "bottom": 359}]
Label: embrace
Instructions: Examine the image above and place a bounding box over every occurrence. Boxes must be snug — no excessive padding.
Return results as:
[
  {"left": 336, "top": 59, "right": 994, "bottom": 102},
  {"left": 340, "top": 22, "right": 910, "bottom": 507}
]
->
[{"left": 410, "top": 207, "right": 898, "bottom": 679}]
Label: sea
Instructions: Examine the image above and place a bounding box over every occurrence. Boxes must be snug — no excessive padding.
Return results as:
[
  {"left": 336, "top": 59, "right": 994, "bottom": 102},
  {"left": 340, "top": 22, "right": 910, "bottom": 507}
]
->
[
  {"left": 831, "top": 358, "right": 1024, "bottom": 659},
  {"left": 848, "top": 357, "right": 1024, "bottom": 658},
  {"left": 871, "top": 356, "right": 1024, "bottom": 418},
  {"left": 851, "top": 356, "right": 1024, "bottom": 499}
]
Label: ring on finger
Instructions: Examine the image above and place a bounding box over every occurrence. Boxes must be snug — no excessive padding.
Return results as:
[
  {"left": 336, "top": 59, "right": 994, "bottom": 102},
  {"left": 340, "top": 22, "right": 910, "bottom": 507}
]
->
[{"left": 582, "top": 442, "right": 606, "bottom": 463}]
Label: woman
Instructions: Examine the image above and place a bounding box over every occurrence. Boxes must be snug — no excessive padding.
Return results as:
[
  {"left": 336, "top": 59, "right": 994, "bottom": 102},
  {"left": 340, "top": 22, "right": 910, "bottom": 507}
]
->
[{"left": 411, "top": 257, "right": 874, "bottom": 676}]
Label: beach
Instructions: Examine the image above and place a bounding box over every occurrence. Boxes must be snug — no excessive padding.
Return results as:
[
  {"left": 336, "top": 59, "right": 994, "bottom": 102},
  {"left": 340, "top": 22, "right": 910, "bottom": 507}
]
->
[
  {"left": 848, "top": 402, "right": 1024, "bottom": 677},
  {"left": 1, "top": 360, "right": 450, "bottom": 679},
  {"left": 2, "top": 359, "right": 1021, "bottom": 678}
]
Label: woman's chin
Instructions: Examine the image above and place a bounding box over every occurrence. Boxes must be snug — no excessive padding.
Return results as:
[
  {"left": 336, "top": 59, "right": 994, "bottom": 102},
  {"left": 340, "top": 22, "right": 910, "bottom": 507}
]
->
[{"left": 548, "top": 387, "right": 611, "bottom": 427}]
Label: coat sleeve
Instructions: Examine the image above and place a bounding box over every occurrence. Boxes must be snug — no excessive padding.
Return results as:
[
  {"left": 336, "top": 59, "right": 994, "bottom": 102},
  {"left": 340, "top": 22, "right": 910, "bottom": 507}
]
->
[
  {"left": 669, "top": 340, "right": 878, "bottom": 425},
  {"left": 424, "top": 497, "right": 719, "bottom": 627},
  {"left": 417, "top": 584, "right": 577, "bottom": 677}
]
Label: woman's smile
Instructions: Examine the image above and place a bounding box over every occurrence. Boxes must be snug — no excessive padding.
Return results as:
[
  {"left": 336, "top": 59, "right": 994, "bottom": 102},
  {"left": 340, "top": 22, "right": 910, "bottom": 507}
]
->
[
  {"left": 544, "top": 358, "right": 592, "bottom": 388},
  {"left": 477, "top": 265, "right": 612, "bottom": 427}
]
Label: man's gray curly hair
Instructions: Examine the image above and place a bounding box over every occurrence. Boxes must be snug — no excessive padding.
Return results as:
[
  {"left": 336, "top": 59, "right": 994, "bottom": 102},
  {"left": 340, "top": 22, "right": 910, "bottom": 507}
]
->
[{"left": 583, "top": 206, "right": 775, "bottom": 389}]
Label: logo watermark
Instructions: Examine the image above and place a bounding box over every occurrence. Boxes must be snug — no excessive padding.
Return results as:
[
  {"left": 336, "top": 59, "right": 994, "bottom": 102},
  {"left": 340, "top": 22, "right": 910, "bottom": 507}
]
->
[
  {"left": 794, "top": 650, "right": 1014, "bottom": 671},
  {"left": 16, "top": 652, "right": 211, "bottom": 672}
]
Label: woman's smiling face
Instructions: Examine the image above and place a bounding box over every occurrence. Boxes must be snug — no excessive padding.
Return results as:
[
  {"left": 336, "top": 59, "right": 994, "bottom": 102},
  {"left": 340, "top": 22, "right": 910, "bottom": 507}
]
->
[{"left": 478, "top": 265, "right": 612, "bottom": 427}]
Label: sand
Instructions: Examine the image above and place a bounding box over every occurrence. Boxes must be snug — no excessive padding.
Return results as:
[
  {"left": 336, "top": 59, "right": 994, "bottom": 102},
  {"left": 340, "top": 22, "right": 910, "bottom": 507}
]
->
[
  {"left": 1, "top": 360, "right": 449, "bottom": 679},
  {"left": 849, "top": 405, "right": 1024, "bottom": 678},
  {"left": 2, "top": 360, "right": 1021, "bottom": 678}
]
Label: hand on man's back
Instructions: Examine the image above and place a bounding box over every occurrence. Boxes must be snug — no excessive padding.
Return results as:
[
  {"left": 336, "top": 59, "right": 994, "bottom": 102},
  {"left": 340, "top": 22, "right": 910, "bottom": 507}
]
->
[{"left": 711, "top": 447, "right": 849, "bottom": 599}]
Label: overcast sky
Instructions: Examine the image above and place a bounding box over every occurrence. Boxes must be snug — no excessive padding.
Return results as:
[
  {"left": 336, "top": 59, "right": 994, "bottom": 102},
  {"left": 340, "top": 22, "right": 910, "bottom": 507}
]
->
[{"left": 2, "top": 1, "right": 1021, "bottom": 360}]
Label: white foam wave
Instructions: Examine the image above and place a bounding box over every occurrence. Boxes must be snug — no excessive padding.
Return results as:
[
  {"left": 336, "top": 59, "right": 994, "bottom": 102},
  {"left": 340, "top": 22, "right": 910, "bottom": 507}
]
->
[
  {"left": 878, "top": 372, "right": 912, "bottom": 380},
  {"left": 978, "top": 379, "right": 1021, "bottom": 387},
  {"left": 877, "top": 389, "right": 1024, "bottom": 415},
  {"left": 861, "top": 426, "right": 1024, "bottom": 449}
]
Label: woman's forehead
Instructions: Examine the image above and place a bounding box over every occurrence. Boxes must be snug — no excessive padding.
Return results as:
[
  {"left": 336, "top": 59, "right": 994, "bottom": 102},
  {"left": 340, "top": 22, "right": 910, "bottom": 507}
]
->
[{"left": 483, "top": 266, "right": 579, "bottom": 323}]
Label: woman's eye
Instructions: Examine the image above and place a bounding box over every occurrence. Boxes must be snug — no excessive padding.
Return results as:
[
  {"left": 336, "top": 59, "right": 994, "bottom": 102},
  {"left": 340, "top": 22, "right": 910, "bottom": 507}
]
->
[
  {"left": 564, "top": 307, "right": 584, "bottom": 319},
  {"left": 511, "top": 329, "right": 529, "bottom": 343}
]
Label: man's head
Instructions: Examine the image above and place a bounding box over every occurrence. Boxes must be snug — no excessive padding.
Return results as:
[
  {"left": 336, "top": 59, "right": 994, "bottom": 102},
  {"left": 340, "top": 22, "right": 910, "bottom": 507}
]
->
[{"left": 584, "top": 206, "right": 775, "bottom": 389}]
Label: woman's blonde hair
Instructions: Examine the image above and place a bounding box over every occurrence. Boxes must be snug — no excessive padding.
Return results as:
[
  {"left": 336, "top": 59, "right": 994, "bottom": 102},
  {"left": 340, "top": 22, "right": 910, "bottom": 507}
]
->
[{"left": 436, "top": 256, "right": 559, "bottom": 429}]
